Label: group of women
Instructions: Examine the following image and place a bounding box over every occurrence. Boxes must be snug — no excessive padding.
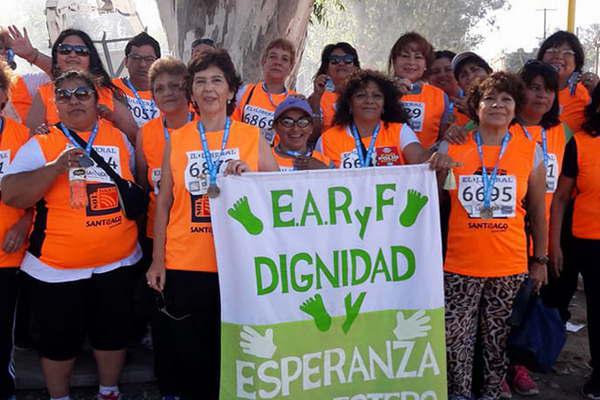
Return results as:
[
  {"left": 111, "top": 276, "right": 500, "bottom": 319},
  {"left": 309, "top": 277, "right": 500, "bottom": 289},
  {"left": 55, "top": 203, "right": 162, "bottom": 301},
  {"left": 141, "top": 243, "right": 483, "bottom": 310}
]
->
[{"left": 0, "top": 21, "right": 598, "bottom": 400}]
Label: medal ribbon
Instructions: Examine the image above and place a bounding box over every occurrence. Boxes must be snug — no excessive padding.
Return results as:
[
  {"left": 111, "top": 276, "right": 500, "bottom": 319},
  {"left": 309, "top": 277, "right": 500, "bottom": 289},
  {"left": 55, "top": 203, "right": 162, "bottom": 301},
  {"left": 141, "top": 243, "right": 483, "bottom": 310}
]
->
[
  {"left": 59, "top": 122, "right": 99, "bottom": 156},
  {"left": 475, "top": 131, "right": 511, "bottom": 210},
  {"left": 163, "top": 112, "right": 194, "bottom": 141},
  {"left": 350, "top": 123, "right": 381, "bottom": 168},
  {"left": 520, "top": 124, "right": 549, "bottom": 168},
  {"left": 124, "top": 78, "right": 156, "bottom": 117},
  {"left": 197, "top": 118, "right": 231, "bottom": 186},
  {"left": 262, "top": 82, "right": 288, "bottom": 109}
]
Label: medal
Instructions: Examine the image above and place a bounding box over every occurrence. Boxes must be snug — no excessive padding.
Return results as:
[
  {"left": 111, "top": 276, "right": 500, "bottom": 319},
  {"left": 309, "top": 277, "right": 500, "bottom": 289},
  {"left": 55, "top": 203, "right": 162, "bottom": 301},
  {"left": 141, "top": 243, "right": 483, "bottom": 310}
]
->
[
  {"left": 207, "top": 184, "right": 220, "bottom": 198},
  {"left": 475, "top": 131, "right": 511, "bottom": 220},
  {"left": 480, "top": 207, "right": 494, "bottom": 219},
  {"left": 197, "top": 118, "right": 232, "bottom": 199},
  {"left": 350, "top": 123, "right": 381, "bottom": 168},
  {"left": 78, "top": 154, "right": 94, "bottom": 168}
]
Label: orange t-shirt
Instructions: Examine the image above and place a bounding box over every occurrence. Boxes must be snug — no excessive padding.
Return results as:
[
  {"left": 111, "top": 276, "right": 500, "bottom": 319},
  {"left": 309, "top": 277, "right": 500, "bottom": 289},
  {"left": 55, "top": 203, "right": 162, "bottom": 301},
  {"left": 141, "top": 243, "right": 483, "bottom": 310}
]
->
[
  {"left": 272, "top": 148, "right": 331, "bottom": 171},
  {"left": 558, "top": 82, "right": 590, "bottom": 133},
  {"left": 320, "top": 90, "right": 338, "bottom": 131},
  {"left": 320, "top": 122, "right": 411, "bottom": 168},
  {"left": 140, "top": 114, "right": 199, "bottom": 238},
  {"left": 400, "top": 83, "right": 446, "bottom": 148},
  {"left": 572, "top": 132, "right": 600, "bottom": 239},
  {"left": 232, "top": 82, "right": 296, "bottom": 145},
  {"left": 29, "top": 119, "right": 137, "bottom": 269},
  {"left": 452, "top": 109, "right": 471, "bottom": 127},
  {"left": 444, "top": 132, "right": 537, "bottom": 277},
  {"left": 38, "top": 82, "right": 115, "bottom": 126},
  {"left": 112, "top": 77, "right": 157, "bottom": 126},
  {"left": 165, "top": 120, "right": 260, "bottom": 272},
  {"left": 9, "top": 75, "right": 33, "bottom": 123},
  {"left": 0, "top": 117, "right": 30, "bottom": 268}
]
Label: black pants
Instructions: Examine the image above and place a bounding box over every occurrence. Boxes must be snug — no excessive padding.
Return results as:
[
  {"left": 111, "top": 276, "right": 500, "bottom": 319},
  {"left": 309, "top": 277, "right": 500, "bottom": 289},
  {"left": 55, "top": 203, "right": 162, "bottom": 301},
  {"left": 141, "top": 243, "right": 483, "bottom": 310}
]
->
[
  {"left": 0, "top": 268, "right": 18, "bottom": 399},
  {"left": 151, "top": 270, "right": 221, "bottom": 399},
  {"left": 542, "top": 202, "right": 579, "bottom": 322},
  {"left": 573, "top": 238, "right": 600, "bottom": 382}
]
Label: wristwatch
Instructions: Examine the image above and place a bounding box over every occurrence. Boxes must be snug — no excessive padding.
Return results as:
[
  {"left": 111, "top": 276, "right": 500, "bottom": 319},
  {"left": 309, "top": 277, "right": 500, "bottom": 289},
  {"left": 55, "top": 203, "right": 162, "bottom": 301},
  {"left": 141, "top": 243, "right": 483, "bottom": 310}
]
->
[{"left": 531, "top": 255, "right": 549, "bottom": 265}]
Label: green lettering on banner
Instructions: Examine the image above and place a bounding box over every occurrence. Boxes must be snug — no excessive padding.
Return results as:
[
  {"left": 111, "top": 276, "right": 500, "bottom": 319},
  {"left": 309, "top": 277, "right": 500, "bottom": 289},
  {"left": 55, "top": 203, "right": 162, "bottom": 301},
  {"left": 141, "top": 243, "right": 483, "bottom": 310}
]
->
[
  {"left": 255, "top": 256, "right": 278, "bottom": 295},
  {"left": 350, "top": 249, "right": 371, "bottom": 285},
  {"left": 272, "top": 189, "right": 295, "bottom": 227},
  {"left": 376, "top": 183, "right": 396, "bottom": 221},
  {"left": 391, "top": 246, "right": 416, "bottom": 281},
  {"left": 316, "top": 252, "right": 340, "bottom": 289},
  {"left": 300, "top": 190, "right": 324, "bottom": 226},
  {"left": 290, "top": 252, "right": 313, "bottom": 292},
  {"left": 328, "top": 186, "right": 353, "bottom": 225},
  {"left": 371, "top": 248, "right": 393, "bottom": 283}
]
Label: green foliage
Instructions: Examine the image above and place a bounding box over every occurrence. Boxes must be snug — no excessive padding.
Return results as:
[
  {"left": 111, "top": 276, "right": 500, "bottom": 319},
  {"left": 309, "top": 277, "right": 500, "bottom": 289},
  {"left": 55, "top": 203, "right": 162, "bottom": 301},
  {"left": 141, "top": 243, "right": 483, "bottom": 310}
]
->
[{"left": 311, "top": 0, "right": 346, "bottom": 26}]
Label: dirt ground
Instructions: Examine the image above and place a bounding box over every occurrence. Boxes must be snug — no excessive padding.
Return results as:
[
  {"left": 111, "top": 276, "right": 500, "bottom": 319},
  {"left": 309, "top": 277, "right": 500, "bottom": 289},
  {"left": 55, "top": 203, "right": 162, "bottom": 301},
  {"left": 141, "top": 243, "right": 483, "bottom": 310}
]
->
[{"left": 16, "top": 288, "right": 592, "bottom": 400}]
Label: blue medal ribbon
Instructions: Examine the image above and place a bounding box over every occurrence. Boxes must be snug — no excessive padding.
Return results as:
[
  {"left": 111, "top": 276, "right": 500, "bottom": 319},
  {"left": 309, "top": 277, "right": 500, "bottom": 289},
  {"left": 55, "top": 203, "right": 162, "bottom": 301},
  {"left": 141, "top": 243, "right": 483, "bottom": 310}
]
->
[
  {"left": 350, "top": 123, "right": 381, "bottom": 168},
  {"left": 475, "top": 131, "right": 511, "bottom": 210},
  {"left": 59, "top": 122, "right": 99, "bottom": 156},
  {"left": 197, "top": 117, "right": 232, "bottom": 186},
  {"left": 540, "top": 128, "right": 549, "bottom": 168},
  {"left": 163, "top": 112, "right": 194, "bottom": 141},
  {"left": 262, "top": 82, "right": 288, "bottom": 109},
  {"left": 123, "top": 78, "right": 156, "bottom": 117}
]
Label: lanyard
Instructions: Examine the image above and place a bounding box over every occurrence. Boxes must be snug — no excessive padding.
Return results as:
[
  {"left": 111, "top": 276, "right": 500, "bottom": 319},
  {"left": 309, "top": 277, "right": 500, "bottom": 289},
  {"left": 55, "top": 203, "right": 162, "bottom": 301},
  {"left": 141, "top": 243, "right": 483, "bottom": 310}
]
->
[
  {"left": 262, "top": 82, "right": 287, "bottom": 109},
  {"left": 197, "top": 118, "right": 231, "bottom": 185},
  {"left": 163, "top": 112, "right": 194, "bottom": 141},
  {"left": 123, "top": 78, "right": 156, "bottom": 115},
  {"left": 350, "top": 123, "right": 381, "bottom": 168},
  {"left": 520, "top": 124, "right": 549, "bottom": 168},
  {"left": 59, "top": 122, "right": 99, "bottom": 155},
  {"left": 475, "top": 131, "right": 511, "bottom": 209}
]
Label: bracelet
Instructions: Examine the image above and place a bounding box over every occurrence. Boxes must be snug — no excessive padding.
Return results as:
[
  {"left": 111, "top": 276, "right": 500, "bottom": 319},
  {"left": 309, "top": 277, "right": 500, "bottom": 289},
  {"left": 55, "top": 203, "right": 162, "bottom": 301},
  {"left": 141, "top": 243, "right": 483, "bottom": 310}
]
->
[
  {"left": 530, "top": 255, "right": 549, "bottom": 265},
  {"left": 28, "top": 48, "right": 39, "bottom": 66}
]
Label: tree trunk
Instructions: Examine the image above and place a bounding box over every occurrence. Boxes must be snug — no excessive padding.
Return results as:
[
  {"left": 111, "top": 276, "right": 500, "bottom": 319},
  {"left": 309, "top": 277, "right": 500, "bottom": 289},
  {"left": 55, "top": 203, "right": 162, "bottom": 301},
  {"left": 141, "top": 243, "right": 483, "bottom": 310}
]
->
[{"left": 156, "top": 0, "right": 314, "bottom": 86}]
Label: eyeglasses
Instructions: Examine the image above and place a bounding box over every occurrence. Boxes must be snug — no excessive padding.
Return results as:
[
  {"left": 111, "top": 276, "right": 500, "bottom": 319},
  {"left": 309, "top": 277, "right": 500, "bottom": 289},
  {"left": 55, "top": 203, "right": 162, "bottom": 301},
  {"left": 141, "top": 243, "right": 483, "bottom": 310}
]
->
[
  {"left": 329, "top": 54, "right": 355, "bottom": 65},
  {"left": 57, "top": 43, "right": 90, "bottom": 56},
  {"left": 156, "top": 292, "right": 191, "bottom": 321},
  {"left": 128, "top": 53, "right": 158, "bottom": 64},
  {"left": 278, "top": 116, "right": 312, "bottom": 128},
  {"left": 544, "top": 48, "right": 576, "bottom": 58},
  {"left": 55, "top": 86, "right": 95, "bottom": 103}
]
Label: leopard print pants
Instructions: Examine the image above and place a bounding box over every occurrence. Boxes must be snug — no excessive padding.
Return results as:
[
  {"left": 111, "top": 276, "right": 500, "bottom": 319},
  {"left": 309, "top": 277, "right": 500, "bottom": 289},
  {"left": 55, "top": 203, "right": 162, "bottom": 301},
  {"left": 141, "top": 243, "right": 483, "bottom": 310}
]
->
[{"left": 445, "top": 272, "right": 526, "bottom": 399}]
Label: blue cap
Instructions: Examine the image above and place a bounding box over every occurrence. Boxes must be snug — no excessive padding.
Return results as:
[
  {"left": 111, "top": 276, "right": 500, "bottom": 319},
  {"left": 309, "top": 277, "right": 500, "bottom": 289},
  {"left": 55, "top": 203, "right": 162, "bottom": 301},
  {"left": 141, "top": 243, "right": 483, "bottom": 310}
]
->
[{"left": 274, "top": 96, "right": 313, "bottom": 121}]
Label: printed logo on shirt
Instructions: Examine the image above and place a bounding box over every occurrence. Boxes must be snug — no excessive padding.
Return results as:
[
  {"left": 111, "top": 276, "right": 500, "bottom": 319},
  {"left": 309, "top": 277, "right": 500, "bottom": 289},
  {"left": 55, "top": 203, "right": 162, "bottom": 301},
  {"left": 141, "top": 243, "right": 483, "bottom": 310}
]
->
[
  {"left": 0, "top": 149, "right": 10, "bottom": 184},
  {"left": 86, "top": 182, "right": 121, "bottom": 217},
  {"left": 190, "top": 193, "right": 211, "bottom": 224}
]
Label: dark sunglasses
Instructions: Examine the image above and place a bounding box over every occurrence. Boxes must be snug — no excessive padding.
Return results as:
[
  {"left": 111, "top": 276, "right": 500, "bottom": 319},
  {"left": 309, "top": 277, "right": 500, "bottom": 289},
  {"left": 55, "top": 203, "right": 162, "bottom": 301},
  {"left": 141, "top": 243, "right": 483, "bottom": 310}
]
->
[
  {"left": 55, "top": 86, "right": 95, "bottom": 103},
  {"left": 329, "top": 54, "right": 355, "bottom": 65},
  {"left": 155, "top": 292, "right": 191, "bottom": 321},
  {"left": 57, "top": 43, "right": 90, "bottom": 56},
  {"left": 278, "top": 116, "right": 312, "bottom": 129}
]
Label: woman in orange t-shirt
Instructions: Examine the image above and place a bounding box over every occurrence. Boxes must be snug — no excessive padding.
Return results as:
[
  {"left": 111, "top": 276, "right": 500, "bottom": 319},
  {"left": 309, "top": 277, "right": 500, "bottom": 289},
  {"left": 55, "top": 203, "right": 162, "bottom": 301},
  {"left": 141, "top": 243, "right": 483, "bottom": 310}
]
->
[
  {"left": 0, "top": 61, "right": 32, "bottom": 400},
  {"left": 440, "top": 72, "right": 547, "bottom": 400},
  {"left": 26, "top": 29, "right": 137, "bottom": 142},
  {"left": 1, "top": 70, "right": 140, "bottom": 400},
  {"left": 550, "top": 85, "right": 600, "bottom": 398},
  {"left": 308, "top": 42, "right": 360, "bottom": 142},
  {"left": 537, "top": 31, "right": 590, "bottom": 133},
  {"left": 388, "top": 32, "right": 450, "bottom": 148},
  {"left": 145, "top": 49, "right": 278, "bottom": 399}
]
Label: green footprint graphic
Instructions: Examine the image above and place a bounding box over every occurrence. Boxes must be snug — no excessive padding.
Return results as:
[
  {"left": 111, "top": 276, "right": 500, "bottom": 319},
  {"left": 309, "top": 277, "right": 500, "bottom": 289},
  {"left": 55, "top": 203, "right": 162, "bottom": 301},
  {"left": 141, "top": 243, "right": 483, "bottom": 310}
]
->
[
  {"left": 399, "top": 189, "right": 428, "bottom": 227},
  {"left": 300, "top": 294, "right": 332, "bottom": 332},
  {"left": 227, "top": 196, "right": 264, "bottom": 235},
  {"left": 342, "top": 291, "right": 366, "bottom": 334}
]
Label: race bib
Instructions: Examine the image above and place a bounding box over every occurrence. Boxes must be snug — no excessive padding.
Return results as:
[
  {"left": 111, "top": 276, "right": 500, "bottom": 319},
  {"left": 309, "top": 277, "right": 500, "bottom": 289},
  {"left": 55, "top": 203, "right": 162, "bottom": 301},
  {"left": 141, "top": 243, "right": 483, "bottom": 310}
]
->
[
  {"left": 243, "top": 105, "right": 275, "bottom": 144},
  {"left": 458, "top": 174, "right": 517, "bottom": 218},
  {"left": 65, "top": 145, "right": 122, "bottom": 184},
  {"left": 151, "top": 168, "right": 161, "bottom": 196},
  {"left": 340, "top": 149, "right": 366, "bottom": 169},
  {"left": 0, "top": 150, "right": 11, "bottom": 184},
  {"left": 184, "top": 148, "right": 240, "bottom": 194},
  {"left": 545, "top": 153, "right": 558, "bottom": 193},
  {"left": 402, "top": 101, "right": 425, "bottom": 132},
  {"left": 126, "top": 96, "right": 158, "bottom": 127}
]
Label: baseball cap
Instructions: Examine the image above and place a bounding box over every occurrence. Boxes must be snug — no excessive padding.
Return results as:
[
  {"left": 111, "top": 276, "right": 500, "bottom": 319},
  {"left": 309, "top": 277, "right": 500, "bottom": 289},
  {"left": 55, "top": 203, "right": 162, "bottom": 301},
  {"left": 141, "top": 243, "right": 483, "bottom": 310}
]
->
[
  {"left": 451, "top": 51, "right": 492, "bottom": 80},
  {"left": 274, "top": 95, "right": 313, "bottom": 121}
]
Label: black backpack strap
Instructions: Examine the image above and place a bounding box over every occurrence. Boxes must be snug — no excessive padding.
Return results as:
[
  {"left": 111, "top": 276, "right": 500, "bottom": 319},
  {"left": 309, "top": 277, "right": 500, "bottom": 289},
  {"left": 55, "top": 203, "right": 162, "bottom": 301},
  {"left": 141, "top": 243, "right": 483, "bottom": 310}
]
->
[{"left": 241, "top": 83, "right": 258, "bottom": 117}]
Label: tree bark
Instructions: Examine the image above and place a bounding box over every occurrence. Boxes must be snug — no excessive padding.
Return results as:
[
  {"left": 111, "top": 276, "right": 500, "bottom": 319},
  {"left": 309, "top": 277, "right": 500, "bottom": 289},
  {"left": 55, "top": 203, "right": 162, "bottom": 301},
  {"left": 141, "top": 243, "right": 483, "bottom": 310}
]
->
[{"left": 156, "top": 0, "right": 314, "bottom": 85}]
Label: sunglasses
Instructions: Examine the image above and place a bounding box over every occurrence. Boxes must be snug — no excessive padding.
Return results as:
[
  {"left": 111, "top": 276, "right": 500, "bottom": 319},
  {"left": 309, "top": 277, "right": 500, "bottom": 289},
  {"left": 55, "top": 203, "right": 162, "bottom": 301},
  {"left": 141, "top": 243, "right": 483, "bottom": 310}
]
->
[
  {"left": 156, "top": 292, "right": 191, "bottom": 321},
  {"left": 57, "top": 43, "right": 90, "bottom": 56},
  {"left": 278, "top": 116, "right": 312, "bottom": 128},
  {"left": 329, "top": 54, "right": 355, "bottom": 65},
  {"left": 55, "top": 86, "right": 95, "bottom": 103}
]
